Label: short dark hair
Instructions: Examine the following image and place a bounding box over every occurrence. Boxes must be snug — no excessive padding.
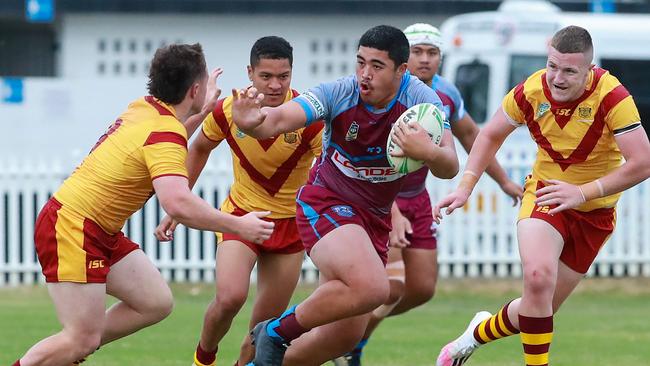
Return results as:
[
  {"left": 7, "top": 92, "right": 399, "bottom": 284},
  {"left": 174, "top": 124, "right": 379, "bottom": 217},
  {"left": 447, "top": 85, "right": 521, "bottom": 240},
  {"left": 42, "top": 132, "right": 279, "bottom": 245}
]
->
[
  {"left": 358, "top": 25, "right": 410, "bottom": 68},
  {"left": 250, "top": 36, "right": 293, "bottom": 68},
  {"left": 551, "top": 25, "right": 593, "bottom": 55},
  {"left": 147, "top": 43, "right": 207, "bottom": 105}
]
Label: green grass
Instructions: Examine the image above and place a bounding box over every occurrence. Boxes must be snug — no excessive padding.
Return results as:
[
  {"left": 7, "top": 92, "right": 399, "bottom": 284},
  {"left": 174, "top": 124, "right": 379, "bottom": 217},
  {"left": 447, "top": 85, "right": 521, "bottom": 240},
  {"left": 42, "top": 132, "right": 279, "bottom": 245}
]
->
[{"left": 2, "top": 279, "right": 650, "bottom": 365}]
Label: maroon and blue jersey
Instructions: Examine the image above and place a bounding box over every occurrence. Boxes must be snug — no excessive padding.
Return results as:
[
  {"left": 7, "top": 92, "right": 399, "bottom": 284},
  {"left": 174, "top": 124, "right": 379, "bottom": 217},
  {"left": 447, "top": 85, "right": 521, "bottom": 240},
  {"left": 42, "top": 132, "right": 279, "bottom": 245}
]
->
[
  {"left": 293, "top": 72, "right": 450, "bottom": 215},
  {"left": 399, "top": 75, "right": 466, "bottom": 198}
]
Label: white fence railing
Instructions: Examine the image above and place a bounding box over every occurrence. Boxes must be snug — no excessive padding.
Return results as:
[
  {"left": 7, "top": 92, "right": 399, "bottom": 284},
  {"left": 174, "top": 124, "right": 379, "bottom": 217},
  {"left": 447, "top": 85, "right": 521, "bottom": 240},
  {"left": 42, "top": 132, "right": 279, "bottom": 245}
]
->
[{"left": 1, "top": 148, "right": 649, "bottom": 287}]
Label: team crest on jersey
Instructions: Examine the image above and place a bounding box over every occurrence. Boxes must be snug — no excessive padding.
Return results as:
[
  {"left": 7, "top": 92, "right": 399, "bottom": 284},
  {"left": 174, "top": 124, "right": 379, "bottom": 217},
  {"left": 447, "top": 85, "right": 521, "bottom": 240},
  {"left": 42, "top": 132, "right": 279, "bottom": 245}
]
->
[
  {"left": 235, "top": 128, "right": 247, "bottom": 138},
  {"left": 578, "top": 106, "right": 592, "bottom": 119},
  {"left": 345, "top": 122, "right": 360, "bottom": 141},
  {"left": 332, "top": 205, "right": 355, "bottom": 217},
  {"left": 284, "top": 132, "right": 298, "bottom": 144},
  {"left": 536, "top": 103, "right": 550, "bottom": 119}
]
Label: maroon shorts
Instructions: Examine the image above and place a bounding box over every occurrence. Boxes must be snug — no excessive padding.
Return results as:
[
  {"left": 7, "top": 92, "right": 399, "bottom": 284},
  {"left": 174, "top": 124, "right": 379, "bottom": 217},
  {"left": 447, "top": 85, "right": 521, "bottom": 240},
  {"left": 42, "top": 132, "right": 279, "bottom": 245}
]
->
[
  {"left": 519, "top": 180, "right": 616, "bottom": 274},
  {"left": 395, "top": 189, "right": 437, "bottom": 250},
  {"left": 296, "top": 184, "right": 391, "bottom": 265},
  {"left": 218, "top": 207, "right": 304, "bottom": 255},
  {"left": 35, "top": 198, "right": 140, "bottom": 283}
]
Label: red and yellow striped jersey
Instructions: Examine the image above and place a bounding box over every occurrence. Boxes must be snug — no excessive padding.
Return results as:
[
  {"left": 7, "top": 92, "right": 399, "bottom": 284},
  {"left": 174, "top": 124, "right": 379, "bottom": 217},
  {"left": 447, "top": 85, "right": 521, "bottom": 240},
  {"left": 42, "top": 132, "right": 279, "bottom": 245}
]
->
[
  {"left": 202, "top": 90, "right": 323, "bottom": 218},
  {"left": 503, "top": 68, "right": 641, "bottom": 211},
  {"left": 55, "top": 96, "right": 188, "bottom": 233}
]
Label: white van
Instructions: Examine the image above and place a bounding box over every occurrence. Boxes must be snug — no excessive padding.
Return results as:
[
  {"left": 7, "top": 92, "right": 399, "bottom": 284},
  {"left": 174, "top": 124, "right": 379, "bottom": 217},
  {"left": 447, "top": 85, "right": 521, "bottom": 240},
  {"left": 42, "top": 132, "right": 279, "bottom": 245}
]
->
[{"left": 439, "top": 0, "right": 650, "bottom": 133}]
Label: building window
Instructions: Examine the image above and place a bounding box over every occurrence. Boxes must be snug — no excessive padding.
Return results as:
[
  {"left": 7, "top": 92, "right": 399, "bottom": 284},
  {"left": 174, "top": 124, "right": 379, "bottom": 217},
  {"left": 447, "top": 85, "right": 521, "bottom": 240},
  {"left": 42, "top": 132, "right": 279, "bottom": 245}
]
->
[
  {"left": 129, "top": 39, "right": 137, "bottom": 53},
  {"left": 456, "top": 61, "right": 489, "bottom": 123},
  {"left": 113, "top": 39, "right": 122, "bottom": 53}
]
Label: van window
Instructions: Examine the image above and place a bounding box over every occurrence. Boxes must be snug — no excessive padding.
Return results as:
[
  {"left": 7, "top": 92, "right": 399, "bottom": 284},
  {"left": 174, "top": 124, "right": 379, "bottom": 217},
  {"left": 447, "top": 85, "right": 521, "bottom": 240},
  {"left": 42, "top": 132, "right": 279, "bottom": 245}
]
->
[
  {"left": 456, "top": 61, "right": 489, "bottom": 123},
  {"left": 601, "top": 59, "right": 650, "bottom": 138},
  {"left": 509, "top": 55, "right": 547, "bottom": 90}
]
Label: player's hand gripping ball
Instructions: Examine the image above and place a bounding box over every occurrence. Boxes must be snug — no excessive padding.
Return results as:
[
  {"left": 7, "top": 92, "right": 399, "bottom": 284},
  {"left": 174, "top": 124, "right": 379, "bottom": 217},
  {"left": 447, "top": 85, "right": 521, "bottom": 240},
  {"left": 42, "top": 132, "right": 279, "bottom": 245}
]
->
[{"left": 387, "top": 103, "right": 445, "bottom": 173}]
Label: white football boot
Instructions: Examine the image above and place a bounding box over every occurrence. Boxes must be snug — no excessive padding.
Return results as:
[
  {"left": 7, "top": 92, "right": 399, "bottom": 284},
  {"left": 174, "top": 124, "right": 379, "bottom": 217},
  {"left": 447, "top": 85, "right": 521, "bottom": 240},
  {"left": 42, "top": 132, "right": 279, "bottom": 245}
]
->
[{"left": 436, "top": 311, "right": 492, "bottom": 366}]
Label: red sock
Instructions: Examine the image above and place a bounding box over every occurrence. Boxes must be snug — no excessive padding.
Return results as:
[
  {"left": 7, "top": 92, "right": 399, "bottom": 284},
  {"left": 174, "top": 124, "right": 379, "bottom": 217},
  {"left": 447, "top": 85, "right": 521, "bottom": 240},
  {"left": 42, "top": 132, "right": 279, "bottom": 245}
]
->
[
  {"left": 195, "top": 343, "right": 217, "bottom": 365},
  {"left": 13, "top": 361, "right": 21, "bottom": 366},
  {"left": 274, "top": 312, "right": 309, "bottom": 342},
  {"left": 519, "top": 314, "right": 553, "bottom": 366}
]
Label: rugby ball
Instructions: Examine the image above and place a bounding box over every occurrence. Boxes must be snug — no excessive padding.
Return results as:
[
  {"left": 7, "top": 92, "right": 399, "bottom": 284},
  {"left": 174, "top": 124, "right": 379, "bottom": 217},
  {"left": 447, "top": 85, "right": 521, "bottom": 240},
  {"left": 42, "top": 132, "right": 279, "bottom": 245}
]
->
[{"left": 386, "top": 103, "right": 445, "bottom": 174}]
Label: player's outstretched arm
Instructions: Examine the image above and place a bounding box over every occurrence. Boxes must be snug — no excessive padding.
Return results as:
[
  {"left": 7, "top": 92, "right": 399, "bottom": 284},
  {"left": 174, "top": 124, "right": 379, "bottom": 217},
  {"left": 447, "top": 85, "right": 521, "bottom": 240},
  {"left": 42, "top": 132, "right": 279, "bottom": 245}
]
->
[
  {"left": 152, "top": 175, "right": 274, "bottom": 244},
  {"left": 433, "top": 108, "right": 516, "bottom": 222},
  {"left": 463, "top": 108, "right": 516, "bottom": 182},
  {"left": 183, "top": 68, "right": 223, "bottom": 137},
  {"left": 230, "top": 87, "right": 307, "bottom": 139},
  {"left": 451, "top": 113, "right": 523, "bottom": 205},
  {"left": 535, "top": 126, "right": 650, "bottom": 215}
]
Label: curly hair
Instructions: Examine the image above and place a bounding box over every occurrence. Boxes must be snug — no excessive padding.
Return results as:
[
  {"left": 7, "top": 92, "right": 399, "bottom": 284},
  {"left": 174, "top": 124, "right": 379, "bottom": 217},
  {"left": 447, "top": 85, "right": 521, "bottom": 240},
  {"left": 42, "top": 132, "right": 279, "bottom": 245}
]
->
[{"left": 147, "top": 43, "right": 206, "bottom": 104}]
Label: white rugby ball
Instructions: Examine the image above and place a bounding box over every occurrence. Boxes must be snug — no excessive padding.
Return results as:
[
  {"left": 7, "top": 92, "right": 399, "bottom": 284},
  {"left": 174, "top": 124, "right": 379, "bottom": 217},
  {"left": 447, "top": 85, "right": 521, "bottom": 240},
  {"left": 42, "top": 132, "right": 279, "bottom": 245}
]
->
[{"left": 386, "top": 103, "right": 445, "bottom": 174}]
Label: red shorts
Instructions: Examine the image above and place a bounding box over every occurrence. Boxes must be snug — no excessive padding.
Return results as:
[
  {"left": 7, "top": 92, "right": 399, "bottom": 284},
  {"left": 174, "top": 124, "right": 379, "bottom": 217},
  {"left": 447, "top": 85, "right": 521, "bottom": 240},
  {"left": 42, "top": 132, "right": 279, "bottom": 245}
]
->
[
  {"left": 519, "top": 180, "right": 616, "bottom": 274},
  {"left": 218, "top": 207, "right": 304, "bottom": 255},
  {"left": 395, "top": 190, "right": 437, "bottom": 250},
  {"left": 35, "top": 198, "right": 140, "bottom": 283},
  {"left": 296, "top": 184, "right": 391, "bottom": 265}
]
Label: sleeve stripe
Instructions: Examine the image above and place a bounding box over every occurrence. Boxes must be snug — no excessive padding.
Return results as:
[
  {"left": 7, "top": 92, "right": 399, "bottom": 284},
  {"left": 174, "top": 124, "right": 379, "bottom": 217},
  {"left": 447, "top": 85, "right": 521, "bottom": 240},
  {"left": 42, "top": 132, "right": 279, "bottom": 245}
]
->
[
  {"left": 294, "top": 97, "right": 315, "bottom": 123},
  {"left": 613, "top": 122, "right": 642, "bottom": 136},
  {"left": 144, "top": 131, "right": 187, "bottom": 148},
  {"left": 201, "top": 127, "right": 221, "bottom": 143},
  {"left": 151, "top": 173, "right": 188, "bottom": 181},
  {"left": 503, "top": 107, "right": 524, "bottom": 127}
]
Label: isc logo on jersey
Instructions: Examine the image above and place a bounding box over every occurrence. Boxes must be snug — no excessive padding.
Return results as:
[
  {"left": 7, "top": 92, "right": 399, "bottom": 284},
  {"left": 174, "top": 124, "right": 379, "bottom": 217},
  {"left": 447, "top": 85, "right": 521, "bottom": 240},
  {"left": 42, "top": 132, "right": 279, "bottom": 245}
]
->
[{"left": 386, "top": 103, "right": 445, "bottom": 174}]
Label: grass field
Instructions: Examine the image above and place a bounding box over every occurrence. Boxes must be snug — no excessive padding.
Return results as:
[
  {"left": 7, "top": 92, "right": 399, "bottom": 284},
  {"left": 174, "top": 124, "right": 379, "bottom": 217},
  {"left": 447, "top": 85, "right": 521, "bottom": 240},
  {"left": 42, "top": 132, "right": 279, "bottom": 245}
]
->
[{"left": 2, "top": 278, "right": 650, "bottom": 366}]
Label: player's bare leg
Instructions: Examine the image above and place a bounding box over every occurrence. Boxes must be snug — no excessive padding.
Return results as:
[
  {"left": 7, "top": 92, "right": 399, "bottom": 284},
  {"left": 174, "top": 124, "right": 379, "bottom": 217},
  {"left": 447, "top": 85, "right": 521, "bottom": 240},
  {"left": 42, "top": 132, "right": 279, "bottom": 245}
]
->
[
  {"left": 237, "top": 251, "right": 303, "bottom": 365},
  {"left": 247, "top": 224, "right": 389, "bottom": 365},
  {"left": 17, "top": 283, "right": 106, "bottom": 366},
  {"left": 389, "top": 247, "right": 437, "bottom": 315},
  {"left": 504, "top": 259, "right": 585, "bottom": 330},
  {"left": 517, "top": 218, "right": 563, "bottom": 316},
  {"left": 336, "top": 249, "right": 405, "bottom": 365},
  {"left": 102, "top": 249, "right": 174, "bottom": 344},
  {"left": 287, "top": 224, "right": 389, "bottom": 328},
  {"left": 437, "top": 218, "right": 565, "bottom": 366},
  {"left": 340, "top": 247, "right": 435, "bottom": 364},
  {"left": 196, "top": 241, "right": 257, "bottom": 365},
  {"left": 283, "top": 269, "right": 373, "bottom": 366}
]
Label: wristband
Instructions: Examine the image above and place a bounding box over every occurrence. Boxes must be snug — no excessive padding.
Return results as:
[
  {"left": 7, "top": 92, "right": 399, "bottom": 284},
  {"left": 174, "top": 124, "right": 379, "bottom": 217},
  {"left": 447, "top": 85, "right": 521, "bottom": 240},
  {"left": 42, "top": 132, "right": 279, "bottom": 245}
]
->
[
  {"left": 577, "top": 186, "right": 587, "bottom": 203},
  {"left": 458, "top": 171, "right": 479, "bottom": 192},
  {"left": 579, "top": 180, "right": 604, "bottom": 202}
]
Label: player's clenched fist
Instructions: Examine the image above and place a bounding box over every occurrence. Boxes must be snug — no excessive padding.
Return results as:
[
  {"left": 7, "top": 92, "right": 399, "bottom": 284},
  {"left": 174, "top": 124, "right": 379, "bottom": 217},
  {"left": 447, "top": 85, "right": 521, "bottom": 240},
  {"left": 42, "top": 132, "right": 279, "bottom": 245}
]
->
[{"left": 235, "top": 211, "right": 275, "bottom": 244}]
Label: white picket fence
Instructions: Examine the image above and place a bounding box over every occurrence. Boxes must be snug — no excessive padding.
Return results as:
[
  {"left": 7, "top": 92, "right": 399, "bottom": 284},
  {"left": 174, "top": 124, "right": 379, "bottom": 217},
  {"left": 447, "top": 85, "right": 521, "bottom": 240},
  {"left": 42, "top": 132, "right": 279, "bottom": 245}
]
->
[{"left": 1, "top": 148, "right": 649, "bottom": 287}]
